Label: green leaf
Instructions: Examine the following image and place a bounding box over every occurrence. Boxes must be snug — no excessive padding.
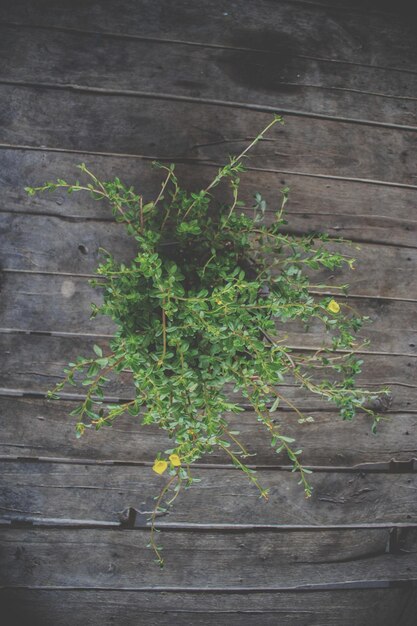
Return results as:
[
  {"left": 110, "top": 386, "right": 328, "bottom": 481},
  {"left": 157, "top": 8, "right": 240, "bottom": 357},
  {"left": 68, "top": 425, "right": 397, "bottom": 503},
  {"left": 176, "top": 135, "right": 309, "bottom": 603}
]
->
[
  {"left": 69, "top": 406, "right": 84, "bottom": 417},
  {"left": 269, "top": 397, "right": 280, "bottom": 412},
  {"left": 278, "top": 436, "right": 296, "bottom": 444}
]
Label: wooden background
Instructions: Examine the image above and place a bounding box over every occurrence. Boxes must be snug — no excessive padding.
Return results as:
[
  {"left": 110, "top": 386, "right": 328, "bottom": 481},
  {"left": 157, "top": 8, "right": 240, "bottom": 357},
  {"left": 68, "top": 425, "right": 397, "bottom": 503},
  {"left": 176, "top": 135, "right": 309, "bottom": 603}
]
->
[{"left": 0, "top": 1, "right": 416, "bottom": 624}]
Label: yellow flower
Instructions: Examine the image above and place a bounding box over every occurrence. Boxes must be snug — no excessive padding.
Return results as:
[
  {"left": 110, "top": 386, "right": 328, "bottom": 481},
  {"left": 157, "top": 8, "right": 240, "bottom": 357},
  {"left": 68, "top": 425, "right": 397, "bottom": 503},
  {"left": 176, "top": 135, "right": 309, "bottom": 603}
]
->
[
  {"left": 215, "top": 298, "right": 223, "bottom": 305},
  {"left": 327, "top": 299, "right": 340, "bottom": 314},
  {"left": 152, "top": 459, "right": 168, "bottom": 475},
  {"left": 169, "top": 453, "right": 181, "bottom": 467}
]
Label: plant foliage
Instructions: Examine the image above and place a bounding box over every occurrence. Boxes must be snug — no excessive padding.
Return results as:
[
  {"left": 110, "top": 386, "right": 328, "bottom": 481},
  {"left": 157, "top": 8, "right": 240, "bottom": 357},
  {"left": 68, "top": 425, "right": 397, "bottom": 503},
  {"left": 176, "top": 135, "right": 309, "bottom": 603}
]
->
[{"left": 26, "top": 116, "right": 388, "bottom": 565}]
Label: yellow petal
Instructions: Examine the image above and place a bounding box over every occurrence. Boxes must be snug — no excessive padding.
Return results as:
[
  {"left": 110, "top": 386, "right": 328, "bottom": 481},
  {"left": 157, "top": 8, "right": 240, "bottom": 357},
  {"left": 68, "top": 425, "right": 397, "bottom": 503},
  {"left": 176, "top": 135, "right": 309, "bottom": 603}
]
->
[
  {"left": 169, "top": 453, "right": 181, "bottom": 467},
  {"left": 152, "top": 459, "right": 168, "bottom": 475},
  {"left": 327, "top": 299, "right": 340, "bottom": 314}
]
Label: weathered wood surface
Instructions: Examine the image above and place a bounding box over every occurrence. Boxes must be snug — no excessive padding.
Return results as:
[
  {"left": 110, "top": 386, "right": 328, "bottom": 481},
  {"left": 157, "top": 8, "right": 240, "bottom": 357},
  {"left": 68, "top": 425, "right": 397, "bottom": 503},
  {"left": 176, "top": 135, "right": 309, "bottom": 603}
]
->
[
  {"left": 1, "top": 275, "right": 415, "bottom": 355},
  {"left": 1, "top": 0, "right": 416, "bottom": 72},
  {"left": 1, "top": 328, "right": 415, "bottom": 411},
  {"left": 2, "top": 214, "right": 417, "bottom": 297},
  {"left": 1, "top": 0, "right": 416, "bottom": 621},
  {"left": 2, "top": 150, "right": 416, "bottom": 248},
  {"left": 1, "top": 588, "right": 416, "bottom": 626},
  {"left": 1, "top": 527, "right": 417, "bottom": 588},
  {"left": 1, "top": 86, "right": 416, "bottom": 185},
  {"left": 2, "top": 332, "right": 414, "bottom": 398},
  {"left": 1, "top": 396, "right": 415, "bottom": 467},
  {"left": 1, "top": 461, "right": 417, "bottom": 526},
  {"left": 0, "top": 24, "right": 416, "bottom": 127}
]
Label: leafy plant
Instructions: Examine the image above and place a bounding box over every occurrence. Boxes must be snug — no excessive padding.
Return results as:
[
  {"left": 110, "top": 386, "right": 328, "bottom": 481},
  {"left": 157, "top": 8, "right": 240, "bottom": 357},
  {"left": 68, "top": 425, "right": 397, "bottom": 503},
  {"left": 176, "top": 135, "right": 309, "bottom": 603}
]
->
[{"left": 26, "top": 116, "right": 388, "bottom": 566}]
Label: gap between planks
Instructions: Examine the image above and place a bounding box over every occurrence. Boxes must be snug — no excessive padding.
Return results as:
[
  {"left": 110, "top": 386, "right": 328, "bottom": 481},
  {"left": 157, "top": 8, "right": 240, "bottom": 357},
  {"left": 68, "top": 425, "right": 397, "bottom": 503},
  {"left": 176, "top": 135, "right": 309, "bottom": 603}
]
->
[
  {"left": 1, "top": 581, "right": 416, "bottom": 592},
  {"left": 1, "top": 79, "right": 417, "bottom": 132},
  {"left": 0, "top": 455, "right": 415, "bottom": 473},
  {"left": 2, "top": 519, "right": 417, "bottom": 532}
]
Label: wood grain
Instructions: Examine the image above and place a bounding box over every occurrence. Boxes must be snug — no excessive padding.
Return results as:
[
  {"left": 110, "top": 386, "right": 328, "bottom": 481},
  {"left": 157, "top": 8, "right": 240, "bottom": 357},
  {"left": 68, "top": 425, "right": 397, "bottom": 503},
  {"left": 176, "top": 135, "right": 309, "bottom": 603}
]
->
[
  {"left": 1, "top": 461, "right": 417, "bottom": 525},
  {"left": 2, "top": 150, "right": 417, "bottom": 247},
  {"left": 2, "top": 213, "right": 417, "bottom": 292},
  {"left": 0, "top": 24, "right": 416, "bottom": 126},
  {"left": 1, "top": 396, "right": 416, "bottom": 467},
  {"left": 1, "top": 0, "right": 416, "bottom": 71},
  {"left": 1, "top": 1, "right": 416, "bottom": 619},
  {"left": 1, "top": 329, "right": 414, "bottom": 424},
  {"left": 3, "top": 148, "right": 417, "bottom": 220},
  {"left": 1, "top": 588, "right": 416, "bottom": 626},
  {"left": 1, "top": 527, "right": 417, "bottom": 588},
  {"left": 0, "top": 275, "right": 415, "bottom": 355},
  {"left": 1, "top": 86, "right": 416, "bottom": 185}
]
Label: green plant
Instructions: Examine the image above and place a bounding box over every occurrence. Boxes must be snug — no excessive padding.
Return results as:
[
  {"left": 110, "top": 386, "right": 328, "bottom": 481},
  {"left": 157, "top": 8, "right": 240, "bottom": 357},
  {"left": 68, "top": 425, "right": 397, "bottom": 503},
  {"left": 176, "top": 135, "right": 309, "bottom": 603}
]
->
[{"left": 26, "top": 116, "right": 388, "bottom": 566}]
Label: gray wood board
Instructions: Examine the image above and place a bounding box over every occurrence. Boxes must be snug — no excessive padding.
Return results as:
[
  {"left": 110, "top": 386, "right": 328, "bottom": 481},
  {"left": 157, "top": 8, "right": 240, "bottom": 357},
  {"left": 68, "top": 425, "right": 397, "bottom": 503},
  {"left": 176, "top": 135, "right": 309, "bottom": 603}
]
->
[
  {"left": 1, "top": 0, "right": 416, "bottom": 71},
  {"left": 1, "top": 462, "right": 417, "bottom": 525},
  {"left": 0, "top": 25, "right": 416, "bottom": 126},
  {"left": 1, "top": 86, "right": 416, "bottom": 185},
  {"left": 0, "top": 276, "right": 415, "bottom": 355},
  {"left": 1, "top": 527, "right": 417, "bottom": 588},
  {"left": 2, "top": 214, "right": 417, "bottom": 294},
  {"left": 1, "top": 2, "right": 416, "bottom": 622},
  {"left": 1, "top": 588, "right": 416, "bottom": 626},
  {"left": 2, "top": 150, "right": 416, "bottom": 248},
  {"left": 1, "top": 396, "right": 415, "bottom": 467},
  {"left": 1, "top": 332, "right": 414, "bottom": 417}
]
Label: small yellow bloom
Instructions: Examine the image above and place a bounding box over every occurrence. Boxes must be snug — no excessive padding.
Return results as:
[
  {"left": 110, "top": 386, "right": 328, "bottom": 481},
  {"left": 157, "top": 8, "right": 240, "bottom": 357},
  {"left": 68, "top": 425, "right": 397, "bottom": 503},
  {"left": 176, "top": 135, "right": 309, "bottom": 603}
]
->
[
  {"left": 327, "top": 299, "right": 340, "bottom": 314},
  {"left": 152, "top": 459, "right": 168, "bottom": 474},
  {"left": 169, "top": 453, "right": 181, "bottom": 467},
  {"left": 215, "top": 298, "right": 223, "bottom": 305}
]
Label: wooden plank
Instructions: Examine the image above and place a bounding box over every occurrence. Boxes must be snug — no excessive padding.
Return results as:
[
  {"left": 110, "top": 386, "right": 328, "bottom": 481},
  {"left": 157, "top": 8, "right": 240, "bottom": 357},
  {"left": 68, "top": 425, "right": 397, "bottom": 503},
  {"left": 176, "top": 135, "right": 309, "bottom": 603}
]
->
[
  {"left": 1, "top": 0, "right": 415, "bottom": 71},
  {"left": 1, "top": 396, "right": 416, "bottom": 467},
  {"left": 1, "top": 461, "right": 417, "bottom": 525},
  {"left": 1, "top": 588, "right": 415, "bottom": 626},
  {"left": 2, "top": 213, "right": 417, "bottom": 295},
  {"left": 3, "top": 147, "right": 416, "bottom": 223},
  {"left": 2, "top": 150, "right": 416, "bottom": 247},
  {"left": 0, "top": 275, "right": 415, "bottom": 354},
  {"left": 289, "top": 0, "right": 405, "bottom": 9},
  {"left": 288, "top": 0, "right": 415, "bottom": 18},
  {"left": 1, "top": 214, "right": 133, "bottom": 274},
  {"left": 399, "top": 587, "right": 417, "bottom": 625},
  {"left": 1, "top": 25, "right": 416, "bottom": 127},
  {"left": 0, "top": 2, "right": 415, "bottom": 620},
  {"left": 1, "top": 86, "right": 416, "bottom": 185},
  {"left": 1, "top": 332, "right": 414, "bottom": 409},
  {"left": 1, "top": 527, "right": 417, "bottom": 589},
  {"left": 2, "top": 588, "right": 416, "bottom": 626}
]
